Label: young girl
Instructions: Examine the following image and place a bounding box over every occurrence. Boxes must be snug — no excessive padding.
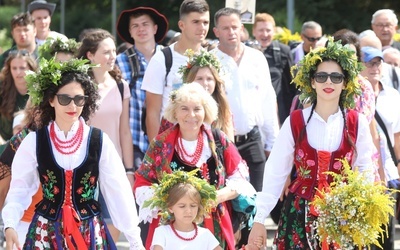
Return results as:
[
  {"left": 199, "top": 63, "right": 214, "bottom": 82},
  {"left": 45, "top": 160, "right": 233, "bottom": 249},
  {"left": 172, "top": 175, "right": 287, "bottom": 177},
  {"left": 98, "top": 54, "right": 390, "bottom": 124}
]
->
[
  {"left": 2, "top": 58, "right": 144, "bottom": 249},
  {"left": 146, "top": 170, "right": 262, "bottom": 250},
  {"left": 180, "top": 49, "right": 234, "bottom": 141},
  {"left": 248, "top": 38, "right": 375, "bottom": 249}
]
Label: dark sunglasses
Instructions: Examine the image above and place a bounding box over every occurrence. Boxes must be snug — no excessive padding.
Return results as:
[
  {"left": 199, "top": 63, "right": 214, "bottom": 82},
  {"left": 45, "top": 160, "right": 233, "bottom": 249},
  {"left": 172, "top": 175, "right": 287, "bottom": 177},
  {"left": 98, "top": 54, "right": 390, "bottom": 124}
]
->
[
  {"left": 303, "top": 34, "right": 322, "bottom": 42},
  {"left": 314, "top": 72, "right": 345, "bottom": 84},
  {"left": 56, "top": 94, "right": 88, "bottom": 107},
  {"left": 9, "top": 49, "right": 30, "bottom": 57}
]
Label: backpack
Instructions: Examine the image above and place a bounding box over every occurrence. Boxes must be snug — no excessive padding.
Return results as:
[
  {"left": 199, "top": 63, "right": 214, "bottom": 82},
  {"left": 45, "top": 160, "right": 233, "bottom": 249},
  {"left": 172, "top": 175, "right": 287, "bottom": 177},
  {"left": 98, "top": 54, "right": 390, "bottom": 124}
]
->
[{"left": 124, "top": 46, "right": 172, "bottom": 135}]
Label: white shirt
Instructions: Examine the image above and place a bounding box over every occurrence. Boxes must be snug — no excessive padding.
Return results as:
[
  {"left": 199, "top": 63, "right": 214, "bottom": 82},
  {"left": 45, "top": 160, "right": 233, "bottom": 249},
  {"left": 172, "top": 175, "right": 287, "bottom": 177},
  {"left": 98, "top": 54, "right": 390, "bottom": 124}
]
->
[
  {"left": 253, "top": 107, "right": 375, "bottom": 224},
  {"left": 141, "top": 43, "right": 188, "bottom": 118},
  {"left": 2, "top": 119, "right": 142, "bottom": 249},
  {"left": 213, "top": 44, "right": 279, "bottom": 151},
  {"left": 151, "top": 224, "right": 220, "bottom": 250}
]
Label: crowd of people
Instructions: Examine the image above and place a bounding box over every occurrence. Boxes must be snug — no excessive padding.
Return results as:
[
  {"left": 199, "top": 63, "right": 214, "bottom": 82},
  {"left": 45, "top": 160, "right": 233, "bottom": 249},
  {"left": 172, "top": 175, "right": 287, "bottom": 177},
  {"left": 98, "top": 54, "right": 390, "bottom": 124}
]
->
[{"left": 0, "top": 0, "right": 400, "bottom": 249}]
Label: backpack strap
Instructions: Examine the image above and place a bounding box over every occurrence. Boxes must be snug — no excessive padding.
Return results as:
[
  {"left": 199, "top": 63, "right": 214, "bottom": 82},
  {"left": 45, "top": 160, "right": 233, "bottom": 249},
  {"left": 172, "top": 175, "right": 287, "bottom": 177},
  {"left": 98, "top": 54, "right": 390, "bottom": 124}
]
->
[
  {"left": 117, "top": 82, "right": 124, "bottom": 101},
  {"left": 124, "top": 47, "right": 141, "bottom": 90},
  {"left": 375, "top": 110, "right": 397, "bottom": 164},
  {"left": 211, "top": 128, "right": 224, "bottom": 166},
  {"left": 272, "top": 40, "right": 282, "bottom": 69},
  {"left": 162, "top": 47, "right": 173, "bottom": 86},
  {"left": 392, "top": 66, "right": 399, "bottom": 90}
]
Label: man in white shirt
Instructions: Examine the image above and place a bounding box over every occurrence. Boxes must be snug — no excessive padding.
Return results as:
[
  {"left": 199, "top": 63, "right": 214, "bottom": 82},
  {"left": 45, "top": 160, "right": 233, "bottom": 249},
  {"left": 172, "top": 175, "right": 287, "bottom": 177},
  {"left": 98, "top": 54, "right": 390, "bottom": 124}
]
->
[
  {"left": 212, "top": 7, "right": 279, "bottom": 246},
  {"left": 141, "top": 0, "right": 210, "bottom": 142}
]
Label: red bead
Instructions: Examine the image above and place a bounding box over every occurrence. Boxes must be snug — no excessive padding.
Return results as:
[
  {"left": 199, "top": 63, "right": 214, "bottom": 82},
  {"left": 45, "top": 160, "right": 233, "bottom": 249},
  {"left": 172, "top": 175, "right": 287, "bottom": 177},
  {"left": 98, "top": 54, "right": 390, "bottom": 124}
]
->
[
  {"left": 176, "top": 131, "right": 204, "bottom": 166},
  {"left": 170, "top": 221, "right": 198, "bottom": 241},
  {"left": 49, "top": 121, "right": 84, "bottom": 155}
]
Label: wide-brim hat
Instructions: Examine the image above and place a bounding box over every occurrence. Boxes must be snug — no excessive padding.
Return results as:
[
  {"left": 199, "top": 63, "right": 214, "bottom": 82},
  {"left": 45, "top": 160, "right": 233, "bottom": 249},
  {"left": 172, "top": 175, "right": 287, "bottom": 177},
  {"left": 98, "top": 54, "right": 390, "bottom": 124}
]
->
[
  {"left": 28, "top": 0, "right": 56, "bottom": 16},
  {"left": 117, "top": 7, "right": 168, "bottom": 45}
]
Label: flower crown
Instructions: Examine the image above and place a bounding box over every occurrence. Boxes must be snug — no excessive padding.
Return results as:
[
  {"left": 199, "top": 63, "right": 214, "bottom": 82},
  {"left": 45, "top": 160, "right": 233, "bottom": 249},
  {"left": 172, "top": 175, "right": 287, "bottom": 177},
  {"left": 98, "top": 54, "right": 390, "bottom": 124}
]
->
[
  {"left": 143, "top": 169, "right": 217, "bottom": 222},
  {"left": 178, "top": 49, "right": 221, "bottom": 83},
  {"left": 39, "top": 37, "right": 80, "bottom": 60},
  {"left": 291, "top": 37, "right": 362, "bottom": 108},
  {"left": 25, "top": 57, "right": 93, "bottom": 105}
]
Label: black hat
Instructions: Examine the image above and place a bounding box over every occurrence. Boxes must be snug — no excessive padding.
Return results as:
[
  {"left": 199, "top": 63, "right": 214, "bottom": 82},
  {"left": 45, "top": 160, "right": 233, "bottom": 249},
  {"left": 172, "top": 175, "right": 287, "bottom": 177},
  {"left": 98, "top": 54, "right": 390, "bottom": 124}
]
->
[
  {"left": 28, "top": 0, "right": 56, "bottom": 16},
  {"left": 117, "top": 7, "right": 168, "bottom": 45}
]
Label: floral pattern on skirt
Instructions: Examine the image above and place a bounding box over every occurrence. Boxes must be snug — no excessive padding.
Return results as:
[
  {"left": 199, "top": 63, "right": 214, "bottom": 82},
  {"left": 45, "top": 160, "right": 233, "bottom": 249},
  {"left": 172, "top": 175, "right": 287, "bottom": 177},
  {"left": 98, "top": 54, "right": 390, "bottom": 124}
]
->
[
  {"left": 23, "top": 211, "right": 116, "bottom": 250},
  {"left": 273, "top": 192, "right": 337, "bottom": 250}
]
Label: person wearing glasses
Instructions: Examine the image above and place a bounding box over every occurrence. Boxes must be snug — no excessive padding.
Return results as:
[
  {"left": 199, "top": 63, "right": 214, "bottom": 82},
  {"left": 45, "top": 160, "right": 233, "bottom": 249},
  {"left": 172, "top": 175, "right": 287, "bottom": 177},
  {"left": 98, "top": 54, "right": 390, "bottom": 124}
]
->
[
  {"left": 291, "top": 21, "right": 323, "bottom": 64},
  {"left": 247, "top": 38, "right": 375, "bottom": 249},
  {"left": 0, "top": 50, "right": 37, "bottom": 152},
  {"left": 2, "top": 58, "right": 145, "bottom": 249},
  {"left": 360, "top": 46, "right": 400, "bottom": 250},
  {"left": 371, "top": 9, "right": 400, "bottom": 51}
]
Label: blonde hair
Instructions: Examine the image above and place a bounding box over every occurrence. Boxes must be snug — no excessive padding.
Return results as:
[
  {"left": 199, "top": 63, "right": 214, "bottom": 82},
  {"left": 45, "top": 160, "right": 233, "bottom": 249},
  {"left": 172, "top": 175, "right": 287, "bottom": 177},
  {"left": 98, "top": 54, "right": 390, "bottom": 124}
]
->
[{"left": 164, "top": 83, "right": 218, "bottom": 124}]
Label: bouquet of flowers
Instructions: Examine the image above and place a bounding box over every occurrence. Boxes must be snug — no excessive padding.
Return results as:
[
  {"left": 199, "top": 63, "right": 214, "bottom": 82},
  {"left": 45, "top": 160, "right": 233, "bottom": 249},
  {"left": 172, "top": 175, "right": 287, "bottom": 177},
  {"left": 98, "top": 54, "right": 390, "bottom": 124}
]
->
[{"left": 311, "top": 159, "right": 397, "bottom": 249}]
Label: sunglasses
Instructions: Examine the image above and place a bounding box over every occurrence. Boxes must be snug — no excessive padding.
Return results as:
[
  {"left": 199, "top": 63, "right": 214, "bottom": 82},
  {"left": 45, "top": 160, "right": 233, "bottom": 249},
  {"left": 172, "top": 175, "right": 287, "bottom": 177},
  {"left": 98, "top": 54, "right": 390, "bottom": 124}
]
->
[
  {"left": 9, "top": 49, "right": 30, "bottom": 57},
  {"left": 314, "top": 72, "right": 345, "bottom": 84},
  {"left": 303, "top": 34, "right": 322, "bottom": 42},
  {"left": 56, "top": 94, "right": 88, "bottom": 107}
]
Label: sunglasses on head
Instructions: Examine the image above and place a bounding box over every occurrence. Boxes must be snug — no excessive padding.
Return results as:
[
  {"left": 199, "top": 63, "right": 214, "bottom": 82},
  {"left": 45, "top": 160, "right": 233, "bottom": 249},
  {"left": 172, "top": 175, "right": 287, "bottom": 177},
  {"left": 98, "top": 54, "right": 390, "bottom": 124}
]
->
[
  {"left": 56, "top": 94, "right": 88, "bottom": 107},
  {"left": 9, "top": 49, "right": 30, "bottom": 57},
  {"left": 303, "top": 34, "right": 322, "bottom": 42},
  {"left": 313, "top": 72, "right": 345, "bottom": 84}
]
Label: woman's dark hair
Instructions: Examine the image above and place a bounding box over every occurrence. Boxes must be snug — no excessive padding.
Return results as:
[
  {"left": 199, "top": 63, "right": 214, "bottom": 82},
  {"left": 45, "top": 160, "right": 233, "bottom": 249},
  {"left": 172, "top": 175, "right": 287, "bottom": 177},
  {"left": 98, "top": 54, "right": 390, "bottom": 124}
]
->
[
  {"left": 332, "top": 29, "right": 361, "bottom": 62},
  {"left": 0, "top": 52, "right": 37, "bottom": 119},
  {"left": 76, "top": 28, "right": 122, "bottom": 83},
  {"left": 38, "top": 71, "right": 99, "bottom": 126}
]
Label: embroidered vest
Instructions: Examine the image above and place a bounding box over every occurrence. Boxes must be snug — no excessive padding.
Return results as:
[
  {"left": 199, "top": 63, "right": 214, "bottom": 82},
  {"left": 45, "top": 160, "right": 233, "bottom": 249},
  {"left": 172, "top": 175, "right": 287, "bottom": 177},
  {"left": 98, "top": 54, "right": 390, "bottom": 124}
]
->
[
  {"left": 288, "top": 109, "right": 358, "bottom": 200},
  {"left": 35, "top": 126, "right": 102, "bottom": 221}
]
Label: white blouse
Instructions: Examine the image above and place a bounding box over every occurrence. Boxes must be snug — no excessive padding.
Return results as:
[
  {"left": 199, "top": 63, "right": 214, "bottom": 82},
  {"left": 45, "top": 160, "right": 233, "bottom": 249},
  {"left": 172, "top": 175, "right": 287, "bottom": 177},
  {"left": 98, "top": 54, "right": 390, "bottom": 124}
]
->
[
  {"left": 2, "top": 119, "right": 142, "bottom": 249},
  {"left": 253, "top": 107, "right": 375, "bottom": 224}
]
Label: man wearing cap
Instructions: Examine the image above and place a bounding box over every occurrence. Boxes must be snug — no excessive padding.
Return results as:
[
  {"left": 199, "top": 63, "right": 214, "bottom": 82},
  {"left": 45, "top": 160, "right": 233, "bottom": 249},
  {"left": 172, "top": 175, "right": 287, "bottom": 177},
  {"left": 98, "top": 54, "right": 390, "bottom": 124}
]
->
[
  {"left": 28, "top": 0, "right": 67, "bottom": 46},
  {"left": 360, "top": 46, "right": 400, "bottom": 250},
  {"left": 115, "top": 7, "right": 168, "bottom": 243}
]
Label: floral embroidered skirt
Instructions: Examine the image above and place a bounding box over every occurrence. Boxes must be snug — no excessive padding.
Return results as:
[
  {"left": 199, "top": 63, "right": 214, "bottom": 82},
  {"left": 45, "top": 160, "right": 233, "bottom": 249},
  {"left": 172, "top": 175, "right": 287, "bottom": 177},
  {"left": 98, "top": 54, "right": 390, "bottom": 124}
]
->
[
  {"left": 23, "top": 212, "right": 116, "bottom": 249},
  {"left": 273, "top": 192, "right": 330, "bottom": 250}
]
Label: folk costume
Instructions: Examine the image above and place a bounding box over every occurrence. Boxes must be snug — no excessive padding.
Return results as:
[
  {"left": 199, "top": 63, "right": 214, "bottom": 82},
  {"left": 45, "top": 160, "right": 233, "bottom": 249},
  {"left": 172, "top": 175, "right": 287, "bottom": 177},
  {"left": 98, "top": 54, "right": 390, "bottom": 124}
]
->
[
  {"left": 2, "top": 58, "right": 143, "bottom": 249},
  {"left": 134, "top": 124, "right": 253, "bottom": 250},
  {"left": 253, "top": 38, "right": 375, "bottom": 249}
]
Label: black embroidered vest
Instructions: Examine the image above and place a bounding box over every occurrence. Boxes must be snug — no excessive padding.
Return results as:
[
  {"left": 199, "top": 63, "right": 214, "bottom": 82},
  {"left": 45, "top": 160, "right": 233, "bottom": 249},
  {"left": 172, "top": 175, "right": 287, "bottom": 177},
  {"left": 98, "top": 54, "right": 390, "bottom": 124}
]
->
[{"left": 35, "top": 126, "right": 103, "bottom": 221}]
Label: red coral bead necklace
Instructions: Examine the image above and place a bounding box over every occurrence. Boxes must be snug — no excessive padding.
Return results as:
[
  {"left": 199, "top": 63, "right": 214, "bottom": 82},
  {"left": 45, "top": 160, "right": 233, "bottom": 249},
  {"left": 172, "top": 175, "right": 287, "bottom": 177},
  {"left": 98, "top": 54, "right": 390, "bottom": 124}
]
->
[
  {"left": 50, "top": 121, "right": 84, "bottom": 155},
  {"left": 170, "top": 221, "right": 198, "bottom": 241},
  {"left": 176, "top": 131, "right": 204, "bottom": 166}
]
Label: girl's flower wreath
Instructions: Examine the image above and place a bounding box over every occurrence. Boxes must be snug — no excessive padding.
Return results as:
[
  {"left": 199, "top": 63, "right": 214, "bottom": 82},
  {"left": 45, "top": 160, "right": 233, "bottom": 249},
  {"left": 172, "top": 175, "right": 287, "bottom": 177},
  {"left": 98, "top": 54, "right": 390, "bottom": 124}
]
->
[
  {"left": 25, "top": 57, "right": 93, "bottom": 105},
  {"left": 291, "top": 37, "right": 362, "bottom": 109},
  {"left": 178, "top": 49, "right": 221, "bottom": 83},
  {"left": 143, "top": 169, "right": 217, "bottom": 223},
  {"left": 39, "top": 37, "right": 80, "bottom": 60},
  {"left": 311, "top": 159, "right": 397, "bottom": 249}
]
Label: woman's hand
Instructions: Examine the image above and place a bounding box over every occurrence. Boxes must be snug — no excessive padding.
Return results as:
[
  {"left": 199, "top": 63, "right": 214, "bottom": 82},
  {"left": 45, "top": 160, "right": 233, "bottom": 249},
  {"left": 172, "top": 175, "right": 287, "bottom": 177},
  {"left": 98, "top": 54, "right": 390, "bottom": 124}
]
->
[
  {"left": 247, "top": 222, "right": 266, "bottom": 250},
  {"left": 5, "top": 227, "right": 21, "bottom": 250}
]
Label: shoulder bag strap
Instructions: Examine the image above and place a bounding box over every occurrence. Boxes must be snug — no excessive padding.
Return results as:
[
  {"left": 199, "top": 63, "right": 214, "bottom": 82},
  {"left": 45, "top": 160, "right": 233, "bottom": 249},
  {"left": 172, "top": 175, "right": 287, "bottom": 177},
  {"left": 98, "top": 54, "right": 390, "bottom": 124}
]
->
[{"left": 375, "top": 111, "right": 397, "bottom": 164}]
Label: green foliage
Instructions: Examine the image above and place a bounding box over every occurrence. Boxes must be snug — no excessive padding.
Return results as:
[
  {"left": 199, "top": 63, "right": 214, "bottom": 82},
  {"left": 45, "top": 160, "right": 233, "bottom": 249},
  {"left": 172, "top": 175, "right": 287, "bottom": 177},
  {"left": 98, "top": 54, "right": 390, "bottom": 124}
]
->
[{"left": 0, "top": 6, "right": 19, "bottom": 52}]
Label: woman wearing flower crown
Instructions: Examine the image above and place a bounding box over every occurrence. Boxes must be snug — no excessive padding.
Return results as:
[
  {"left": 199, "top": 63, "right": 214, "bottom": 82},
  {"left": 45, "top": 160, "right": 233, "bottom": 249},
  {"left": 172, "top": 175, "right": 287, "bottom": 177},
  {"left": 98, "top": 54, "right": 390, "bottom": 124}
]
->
[
  {"left": 179, "top": 49, "right": 234, "bottom": 142},
  {"left": 2, "top": 58, "right": 144, "bottom": 249},
  {"left": 134, "top": 83, "right": 256, "bottom": 250},
  {"left": 39, "top": 36, "right": 80, "bottom": 62},
  {"left": 248, "top": 38, "right": 376, "bottom": 250}
]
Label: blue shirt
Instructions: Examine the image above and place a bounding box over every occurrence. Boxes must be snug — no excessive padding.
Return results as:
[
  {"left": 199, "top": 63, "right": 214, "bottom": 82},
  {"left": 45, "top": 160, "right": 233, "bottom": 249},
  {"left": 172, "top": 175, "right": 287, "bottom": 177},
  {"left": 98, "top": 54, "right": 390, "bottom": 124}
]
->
[{"left": 116, "top": 45, "right": 162, "bottom": 153}]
